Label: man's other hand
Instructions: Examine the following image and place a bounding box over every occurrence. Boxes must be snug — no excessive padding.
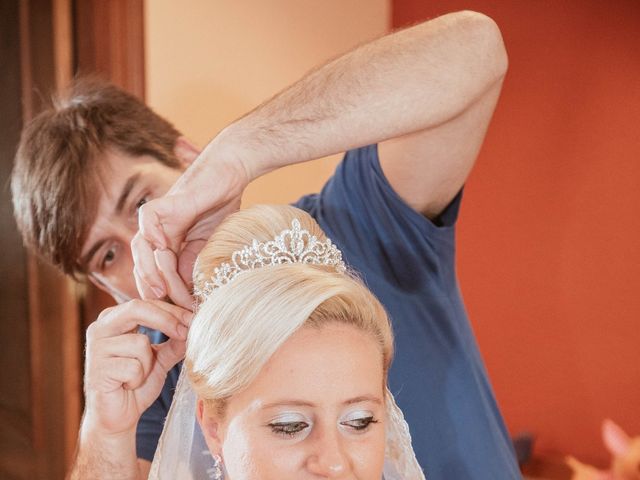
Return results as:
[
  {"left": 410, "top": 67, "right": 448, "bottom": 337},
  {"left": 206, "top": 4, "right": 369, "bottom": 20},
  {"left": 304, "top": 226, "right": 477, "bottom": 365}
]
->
[{"left": 82, "top": 299, "right": 191, "bottom": 436}]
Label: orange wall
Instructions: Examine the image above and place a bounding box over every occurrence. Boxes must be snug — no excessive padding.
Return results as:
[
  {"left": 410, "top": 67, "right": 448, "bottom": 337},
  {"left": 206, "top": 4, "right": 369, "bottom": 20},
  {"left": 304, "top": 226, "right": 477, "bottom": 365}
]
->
[
  {"left": 394, "top": 0, "right": 640, "bottom": 465},
  {"left": 145, "top": 0, "right": 389, "bottom": 207}
]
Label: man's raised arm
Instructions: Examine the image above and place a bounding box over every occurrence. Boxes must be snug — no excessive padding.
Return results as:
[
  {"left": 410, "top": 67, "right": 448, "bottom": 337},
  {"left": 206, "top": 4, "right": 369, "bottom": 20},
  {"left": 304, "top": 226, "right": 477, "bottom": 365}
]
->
[
  {"left": 134, "top": 10, "right": 507, "bottom": 303},
  {"left": 213, "top": 10, "right": 506, "bottom": 179}
]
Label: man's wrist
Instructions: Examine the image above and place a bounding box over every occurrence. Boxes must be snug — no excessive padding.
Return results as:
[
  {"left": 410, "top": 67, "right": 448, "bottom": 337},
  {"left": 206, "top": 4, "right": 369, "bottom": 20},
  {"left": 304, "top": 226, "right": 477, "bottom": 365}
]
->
[
  {"left": 208, "top": 122, "right": 273, "bottom": 182},
  {"left": 70, "top": 418, "right": 140, "bottom": 480},
  {"left": 79, "top": 415, "right": 138, "bottom": 447}
]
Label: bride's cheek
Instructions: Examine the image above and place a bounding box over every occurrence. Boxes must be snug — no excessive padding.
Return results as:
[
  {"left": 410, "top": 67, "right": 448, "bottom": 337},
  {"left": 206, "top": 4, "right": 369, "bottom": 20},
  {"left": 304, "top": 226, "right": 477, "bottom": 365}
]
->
[
  {"left": 220, "top": 421, "right": 299, "bottom": 478},
  {"left": 235, "top": 440, "right": 306, "bottom": 479},
  {"left": 267, "top": 443, "right": 307, "bottom": 476},
  {"left": 220, "top": 421, "right": 257, "bottom": 477},
  {"left": 352, "top": 433, "right": 386, "bottom": 476}
]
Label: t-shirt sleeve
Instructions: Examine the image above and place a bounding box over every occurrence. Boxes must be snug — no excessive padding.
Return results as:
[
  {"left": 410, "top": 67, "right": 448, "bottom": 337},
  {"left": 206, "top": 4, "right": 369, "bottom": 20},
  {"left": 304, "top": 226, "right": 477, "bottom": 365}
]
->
[
  {"left": 297, "top": 144, "right": 462, "bottom": 281},
  {"left": 363, "top": 144, "right": 462, "bottom": 229}
]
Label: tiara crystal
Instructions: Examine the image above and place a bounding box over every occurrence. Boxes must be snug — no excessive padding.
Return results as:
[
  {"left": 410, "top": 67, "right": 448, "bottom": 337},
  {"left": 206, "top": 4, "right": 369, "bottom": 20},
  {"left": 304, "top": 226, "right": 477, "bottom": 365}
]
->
[{"left": 194, "top": 219, "right": 346, "bottom": 299}]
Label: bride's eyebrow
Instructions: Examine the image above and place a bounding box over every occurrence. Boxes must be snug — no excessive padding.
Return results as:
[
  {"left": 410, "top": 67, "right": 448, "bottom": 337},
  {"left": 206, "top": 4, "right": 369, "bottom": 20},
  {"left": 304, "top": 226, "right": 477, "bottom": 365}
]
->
[
  {"left": 261, "top": 400, "right": 315, "bottom": 409},
  {"left": 261, "top": 395, "right": 383, "bottom": 410},
  {"left": 343, "top": 395, "right": 382, "bottom": 406}
]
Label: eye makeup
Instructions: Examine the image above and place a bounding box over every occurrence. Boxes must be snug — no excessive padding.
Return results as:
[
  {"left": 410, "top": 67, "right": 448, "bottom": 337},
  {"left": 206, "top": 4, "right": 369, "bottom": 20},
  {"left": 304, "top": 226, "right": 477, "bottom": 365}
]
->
[
  {"left": 340, "top": 409, "right": 379, "bottom": 433},
  {"left": 265, "top": 409, "right": 380, "bottom": 441},
  {"left": 267, "top": 413, "right": 313, "bottom": 439}
]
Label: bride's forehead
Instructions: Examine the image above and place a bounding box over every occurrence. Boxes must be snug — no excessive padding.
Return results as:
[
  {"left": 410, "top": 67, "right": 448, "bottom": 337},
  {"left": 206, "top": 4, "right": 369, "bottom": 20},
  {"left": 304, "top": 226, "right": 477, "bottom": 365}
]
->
[
  {"left": 271, "top": 323, "right": 380, "bottom": 367},
  {"left": 231, "top": 324, "right": 385, "bottom": 408}
]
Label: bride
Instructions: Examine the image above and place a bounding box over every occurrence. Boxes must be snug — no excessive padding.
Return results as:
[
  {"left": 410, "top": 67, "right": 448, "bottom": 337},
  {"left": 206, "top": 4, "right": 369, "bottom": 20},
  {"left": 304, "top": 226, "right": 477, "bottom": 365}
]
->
[{"left": 149, "top": 205, "right": 425, "bottom": 479}]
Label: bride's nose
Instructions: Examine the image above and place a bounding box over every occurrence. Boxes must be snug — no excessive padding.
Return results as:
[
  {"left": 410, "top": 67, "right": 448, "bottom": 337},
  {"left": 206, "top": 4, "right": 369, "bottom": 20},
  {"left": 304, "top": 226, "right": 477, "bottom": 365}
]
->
[{"left": 305, "top": 427, "right": 352, "bottom": 478}]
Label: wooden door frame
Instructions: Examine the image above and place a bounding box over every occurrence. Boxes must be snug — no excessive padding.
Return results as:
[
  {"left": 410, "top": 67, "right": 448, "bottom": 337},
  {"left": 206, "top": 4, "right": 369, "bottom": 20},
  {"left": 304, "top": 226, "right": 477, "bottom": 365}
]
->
[
  {"left": 11, "top": 0, "right": 145, "bottom": 477},
  {"left": 18, "top": 0, "right": 81, "bottom": 477},
  {"left": 74, "top": 0, "right": 145, "bottom": 98}
]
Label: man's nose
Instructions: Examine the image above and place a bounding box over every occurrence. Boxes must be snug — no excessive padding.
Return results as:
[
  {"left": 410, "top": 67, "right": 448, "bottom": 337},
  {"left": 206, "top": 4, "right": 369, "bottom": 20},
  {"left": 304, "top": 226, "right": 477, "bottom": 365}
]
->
[{"left": 305, "top": 427, "right": 351, "bottom": 478}]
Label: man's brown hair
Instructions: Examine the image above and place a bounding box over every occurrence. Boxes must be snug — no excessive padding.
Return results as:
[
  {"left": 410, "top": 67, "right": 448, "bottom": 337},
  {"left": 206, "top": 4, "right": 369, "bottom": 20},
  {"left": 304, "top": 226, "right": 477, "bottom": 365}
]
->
[{"left": 11, "top": 77, "right": 182, "bottom": 277}]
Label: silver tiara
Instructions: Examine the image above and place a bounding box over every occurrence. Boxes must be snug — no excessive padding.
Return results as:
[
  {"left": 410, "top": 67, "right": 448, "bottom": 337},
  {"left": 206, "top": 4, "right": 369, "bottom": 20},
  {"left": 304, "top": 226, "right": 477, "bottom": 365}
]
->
[{"left": 194, "top": 219, "right": 346, "bottom": 299}]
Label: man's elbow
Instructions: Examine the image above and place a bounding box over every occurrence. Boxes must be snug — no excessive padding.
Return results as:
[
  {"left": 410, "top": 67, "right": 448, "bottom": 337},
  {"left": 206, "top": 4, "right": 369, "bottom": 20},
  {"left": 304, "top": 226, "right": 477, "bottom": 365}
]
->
[{"left": 455, "top": 10, "right": 509, "bottom": 81}]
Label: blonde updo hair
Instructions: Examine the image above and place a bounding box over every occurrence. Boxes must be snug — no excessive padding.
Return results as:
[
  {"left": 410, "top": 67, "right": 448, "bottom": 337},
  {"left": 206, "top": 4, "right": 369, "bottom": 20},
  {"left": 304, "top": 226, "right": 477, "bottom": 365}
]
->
[{"left": 185, "top": 205, "right": 394, "bottom": 414}]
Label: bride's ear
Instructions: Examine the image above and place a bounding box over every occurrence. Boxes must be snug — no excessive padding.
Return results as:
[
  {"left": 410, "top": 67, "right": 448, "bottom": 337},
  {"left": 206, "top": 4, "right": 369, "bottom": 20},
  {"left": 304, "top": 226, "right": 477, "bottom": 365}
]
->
[{"left": 196, "top": 398, "right": 224, "bottom": 455}]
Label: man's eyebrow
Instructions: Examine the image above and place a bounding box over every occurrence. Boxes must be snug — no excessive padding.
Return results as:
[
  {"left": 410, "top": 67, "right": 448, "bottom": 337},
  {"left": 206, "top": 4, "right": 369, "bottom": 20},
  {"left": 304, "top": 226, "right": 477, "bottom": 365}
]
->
[{"left": 115, "top": 172, "right": 142, "bottom": 215}]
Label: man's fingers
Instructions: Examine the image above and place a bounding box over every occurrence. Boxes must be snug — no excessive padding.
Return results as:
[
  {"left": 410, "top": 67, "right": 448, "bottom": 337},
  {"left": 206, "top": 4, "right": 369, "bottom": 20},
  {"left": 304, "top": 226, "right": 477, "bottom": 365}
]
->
[
  {"left": 148, "top": 299, "right": 193, "bottom": 327},
  {"left": 178, "top": 240, "right": 206, "bottom": 287},
  {"left": 89, "top": 300, "right": 189, "bottom": 341},
  {"left": 150, "top": 339, "right": 186, "bottom": 379},
  {"left": 137, "top": 201, "right": 168, "bottom": 249},
  {"left": 138, "top": 196, "right": 196, "bottom": 252},
  {"left": 107, "top": 357, "right": 147, "bottom": 391},
  {"left": 134, "top": 266, "right": 158, "bottom": 301},
  {"left": 154, "top": 249, "right": 194, "bottom": 310},
  {"left": 131, "top": 233, "right": 166, "bottom": 299},
  {"left": 95, "top": 334, "right": 154, "bottom": 379}
]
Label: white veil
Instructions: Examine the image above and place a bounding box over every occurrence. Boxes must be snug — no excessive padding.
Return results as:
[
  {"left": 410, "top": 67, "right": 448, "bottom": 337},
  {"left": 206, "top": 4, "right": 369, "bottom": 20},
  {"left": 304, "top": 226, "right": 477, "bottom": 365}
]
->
[
  {"left": 148, "top": 364, "right": 426, "bottom": 479},
  {"left": 148, "top": 216, "right": 426, "bottom": 479}
]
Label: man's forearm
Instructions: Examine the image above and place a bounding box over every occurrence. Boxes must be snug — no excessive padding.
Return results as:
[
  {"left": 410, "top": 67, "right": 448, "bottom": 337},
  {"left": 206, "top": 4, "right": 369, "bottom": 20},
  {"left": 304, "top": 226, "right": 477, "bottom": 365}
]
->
[
  {"left": 67, "top": 418, "right": 141, "bottom": 480},
  {"left": 208, "top": 10, "right": 507, "bottom": 180}
]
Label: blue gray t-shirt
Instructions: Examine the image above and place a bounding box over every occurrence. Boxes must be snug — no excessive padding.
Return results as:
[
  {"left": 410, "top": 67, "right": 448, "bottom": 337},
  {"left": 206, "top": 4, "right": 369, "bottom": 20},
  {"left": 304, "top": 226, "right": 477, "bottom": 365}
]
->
[{"left": 137, "top": 145, "right": 520, "bottom": 479}]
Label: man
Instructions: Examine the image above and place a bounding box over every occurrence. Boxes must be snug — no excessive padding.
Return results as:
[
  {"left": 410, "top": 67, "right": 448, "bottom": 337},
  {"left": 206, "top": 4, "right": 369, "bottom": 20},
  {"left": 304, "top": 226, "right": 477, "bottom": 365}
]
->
[{"left": 12, "top": 10, "right": 518, "bottom": 479}]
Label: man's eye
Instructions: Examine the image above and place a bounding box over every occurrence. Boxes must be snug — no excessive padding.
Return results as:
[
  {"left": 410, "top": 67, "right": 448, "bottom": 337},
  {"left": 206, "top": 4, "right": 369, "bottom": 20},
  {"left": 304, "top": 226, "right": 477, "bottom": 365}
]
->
[
  {"left": 135, "top": 196, "right": 148, "bottom": 210},
  {"left": 269, "top": 421, "right": 309, "bottom": 437},
  {"left": 341, "top": 416, "right": 378, "bottom": 431},
  {"left": 100, "top": 248, "right": 117, "bottom": 270}
]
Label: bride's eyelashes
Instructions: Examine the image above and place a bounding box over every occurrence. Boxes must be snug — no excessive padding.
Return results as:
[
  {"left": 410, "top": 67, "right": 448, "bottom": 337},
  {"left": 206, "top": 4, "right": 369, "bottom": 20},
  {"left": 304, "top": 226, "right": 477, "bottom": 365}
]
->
[
  {"left": 267, "top": 413, "right": 312, "bottom": 439},
  {"left": 269, "top": 421, "right": 310, "bottom": 438},
  {"left": 340, "top": 410, "right": 379, "bottom": 433},
  {"left": 340, "top": 415, "right": 378, "bottom": 432}
]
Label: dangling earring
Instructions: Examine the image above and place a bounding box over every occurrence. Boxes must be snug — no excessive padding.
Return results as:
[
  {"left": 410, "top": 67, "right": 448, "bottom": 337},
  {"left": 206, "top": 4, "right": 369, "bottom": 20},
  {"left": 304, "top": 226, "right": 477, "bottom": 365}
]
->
[{"left": 208, "top": 454, "right": 223, "bottom": 480}]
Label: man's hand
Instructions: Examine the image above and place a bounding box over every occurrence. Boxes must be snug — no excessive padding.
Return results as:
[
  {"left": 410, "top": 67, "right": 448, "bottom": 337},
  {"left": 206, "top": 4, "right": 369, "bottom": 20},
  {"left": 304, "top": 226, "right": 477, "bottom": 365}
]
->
[
  {"left": 69, "top": 299, "right": 191, "bottom": 479},
  {"left": 132, "top": 150, "right": 248, "bottom": 306},
  {"left": 83, "top": 299, "right": 191, "bottom": 434}
]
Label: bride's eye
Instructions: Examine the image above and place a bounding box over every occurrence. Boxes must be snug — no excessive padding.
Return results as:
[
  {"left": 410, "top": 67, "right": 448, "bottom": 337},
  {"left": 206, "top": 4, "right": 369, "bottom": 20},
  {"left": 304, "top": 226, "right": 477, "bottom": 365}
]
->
[
  {"left": 269, "top": 421, "right": 309, "bottom": 437},
  {"left": 341, "top": 416, "right": 378, "bottom": 431}
]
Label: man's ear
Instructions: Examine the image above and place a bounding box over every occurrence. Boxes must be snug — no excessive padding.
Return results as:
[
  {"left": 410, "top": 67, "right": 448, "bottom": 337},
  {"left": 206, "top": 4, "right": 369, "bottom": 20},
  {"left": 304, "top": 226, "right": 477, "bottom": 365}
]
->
[
  {"left": 196, "top": 398, "right": 223, "bottom": 456},
  {"left": 174, "top": 137, "right": 201, "bottom": 167}
]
